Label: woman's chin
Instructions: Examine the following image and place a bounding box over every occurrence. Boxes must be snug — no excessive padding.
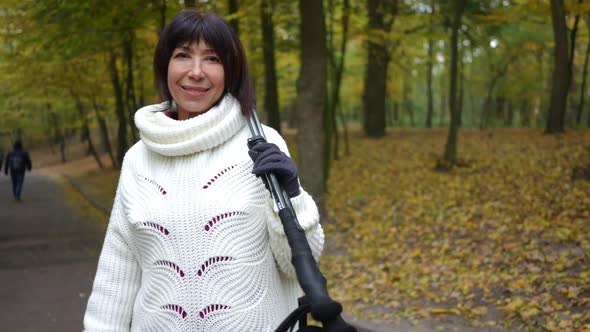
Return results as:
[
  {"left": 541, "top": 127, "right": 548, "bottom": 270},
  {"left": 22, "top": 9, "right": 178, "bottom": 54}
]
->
[{"left": 178, "top": 110, "right": 206, "bottom": 120}]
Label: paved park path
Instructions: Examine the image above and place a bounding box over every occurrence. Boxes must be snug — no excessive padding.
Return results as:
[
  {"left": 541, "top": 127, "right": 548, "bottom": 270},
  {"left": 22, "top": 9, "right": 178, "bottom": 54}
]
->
[{"left": 0, "top": 172, "right": 104, "bottom": 332}]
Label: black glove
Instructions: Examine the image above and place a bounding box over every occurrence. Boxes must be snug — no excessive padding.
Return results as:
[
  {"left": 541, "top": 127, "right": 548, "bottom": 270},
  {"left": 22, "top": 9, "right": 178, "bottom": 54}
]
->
[{"left": 248, "top": 142, "right": 301, "bottom": 198}]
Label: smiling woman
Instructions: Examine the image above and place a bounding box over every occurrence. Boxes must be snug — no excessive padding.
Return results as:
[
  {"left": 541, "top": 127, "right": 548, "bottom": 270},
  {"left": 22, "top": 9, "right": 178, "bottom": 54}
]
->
[
  {"left": 167, "top": 41, "right": 225, "bottom": 119},
  {"left": 82, "top": 9, "right": 324, "bottom": 332},
  {"left": 153, "top": 10, "right": 255, "bottom": 119}
]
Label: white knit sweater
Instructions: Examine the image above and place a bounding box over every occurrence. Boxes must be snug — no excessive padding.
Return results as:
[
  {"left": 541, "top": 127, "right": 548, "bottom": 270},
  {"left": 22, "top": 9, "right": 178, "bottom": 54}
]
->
[{"left": 83, "top": 95, "right": 324, "bottom": 331}]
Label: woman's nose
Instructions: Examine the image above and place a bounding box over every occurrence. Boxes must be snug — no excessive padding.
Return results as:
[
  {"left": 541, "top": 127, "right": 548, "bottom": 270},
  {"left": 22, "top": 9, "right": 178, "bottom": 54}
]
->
[{"left": 188, "top": 60, "right": 204, "bottom": 79}]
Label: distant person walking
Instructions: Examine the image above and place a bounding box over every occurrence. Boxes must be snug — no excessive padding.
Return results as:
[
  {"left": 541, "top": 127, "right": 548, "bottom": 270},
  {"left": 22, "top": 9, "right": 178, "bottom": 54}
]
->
[{"left": 4, "top": 140, "right": 32, "bottom": 201}]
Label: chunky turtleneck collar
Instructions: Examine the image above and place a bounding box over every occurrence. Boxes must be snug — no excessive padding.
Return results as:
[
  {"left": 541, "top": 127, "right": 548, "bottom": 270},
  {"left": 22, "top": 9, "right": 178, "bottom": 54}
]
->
[{"left": 134, "top": 94, "right": 246, "bottom": 157}]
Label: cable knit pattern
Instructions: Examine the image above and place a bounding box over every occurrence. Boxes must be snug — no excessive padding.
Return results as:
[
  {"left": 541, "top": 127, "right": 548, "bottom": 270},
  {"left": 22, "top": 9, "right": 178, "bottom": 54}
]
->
[
  {"left": 134, "top": 96, "right": 246, "bottom": 156},
  {"left": 83, "top": 94, "right": 324, "bottom": 332}
]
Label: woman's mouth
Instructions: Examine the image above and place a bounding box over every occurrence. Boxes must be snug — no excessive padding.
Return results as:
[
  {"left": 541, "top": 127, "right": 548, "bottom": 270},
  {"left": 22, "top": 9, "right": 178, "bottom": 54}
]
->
[{"left": 182, "top": 86, "right": 209, "bottom": 96}]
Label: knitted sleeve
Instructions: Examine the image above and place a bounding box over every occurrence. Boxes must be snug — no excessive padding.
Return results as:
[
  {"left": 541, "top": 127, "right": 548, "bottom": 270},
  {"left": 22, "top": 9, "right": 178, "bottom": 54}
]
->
[
  {"left": 262, "top": 127, "right": 325, "bottom": 279},
  {"left": 83, "top": 170, "right": 141, "bottom": 331}
]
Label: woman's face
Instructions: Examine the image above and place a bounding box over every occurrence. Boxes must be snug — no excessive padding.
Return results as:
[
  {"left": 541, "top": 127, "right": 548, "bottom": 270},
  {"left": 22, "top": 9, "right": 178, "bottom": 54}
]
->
[{"left": 167, "top": 40, "right": 225, "bottom": 120}]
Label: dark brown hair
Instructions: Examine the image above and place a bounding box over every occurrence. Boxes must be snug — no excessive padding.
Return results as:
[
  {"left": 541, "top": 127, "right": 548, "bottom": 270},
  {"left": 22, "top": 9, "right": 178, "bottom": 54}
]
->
[{"left": 154, "top": 9, "right": 255, "bottom": 115}]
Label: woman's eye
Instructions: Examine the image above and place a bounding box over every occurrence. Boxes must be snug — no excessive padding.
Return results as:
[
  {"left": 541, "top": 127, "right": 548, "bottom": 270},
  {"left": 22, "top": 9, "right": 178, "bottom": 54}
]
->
[
  {"left": 174, "top": 52, "right": 190, "bottom": 59},
  {"left": 206, "top": 56, "right": 221, "bottom": 63}
]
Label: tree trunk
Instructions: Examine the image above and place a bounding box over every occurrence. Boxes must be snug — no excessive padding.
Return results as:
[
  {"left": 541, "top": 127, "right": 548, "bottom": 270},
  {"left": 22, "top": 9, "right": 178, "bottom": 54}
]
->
[
  {"left": 495, "top": 97, "right": 505, "bottom": 122},
  {"left": 458, "top": 49, "right": 464, "bottom": 127},
  {"left": 337, "top": 106, "right": 350, "bottom": 156},
  {"left": 578, "top": 16, "right": 590, "bottom": 126},
  {"left": 480, "top": 74, "right": 501, "bottom": 128},
  {"left": 97, "top": 112, "right": 116, "bottom": 168},
  {"left": 228, "top": 0, "right": 239, "bottom": 35},
  {"left": 260, "top": 0, "right": 281, "bottom": 134},
  {"left": 387, "top": 102, "right": 395, "bottom": 126},
  {"left": 425, "top": 0, "right": 435, "bottom": 128},
  {"left": 158, "top": 0, "right": 167, "bottom": 35},
  {"left": 569, "top": 2, "right": 582, "bottom": 91},
  {"left": 426, "top": 40, "right": 435, "bottom": 128},
  {"left": 138, "top": 65, "right": 145, "bottom": 108},
  {"left": 297, "top": 0, "right": 327, "bottom": 216},
  {"left": 336, "top": 33, "right": 352, "bottom": 158},
  {"left": 505, "top": 101, "right": 514, "bottom": 127},
  {"left": 72, "top": 93, "right": 104, "bottom": 169},
  {"left": 47, "top": 105, "right": 66, "bottom": 163},
  {"left": 566, "top": 3, "right": 582, "bottom": 127},
  {"left": 326, "top": 0, "right": 336, "bottom": 163},
  {"left": 546, "top": 0, "right": 569, "bottom": 133},
  {"left": 407, "top": 102, "right": 415, "bottom": 127},
  {"left": 362, "top": 0, "right": 397, "bottom": 137},
  {"left": 440, "top": 0, "right": 467, "bottom": 169},
  {"left": 109, "top": 49, "right": 128, "bottom": 168},
  {"left": 327, "top": 0, "right": 351, "bottom": 162},
  {"left": 468, "top": 87, "right": 475, "bottom": 125},
  {"left": 536, "top": 46, "right": 546, "bottom": 127},
  {"left": 124, "top": 31, "right": 138, "bottom": 142},
  {"left": 403, "top": 79, "right": 415, "bottom": 126},
  {"left": 520, "top": 100, "right": 531, "bottom": 126},
  {"left": 91, "top": 96, "right": 117, "bottom": 168},
  {"left": 439, "top": 70, "right": 447, "bottom": 126}
]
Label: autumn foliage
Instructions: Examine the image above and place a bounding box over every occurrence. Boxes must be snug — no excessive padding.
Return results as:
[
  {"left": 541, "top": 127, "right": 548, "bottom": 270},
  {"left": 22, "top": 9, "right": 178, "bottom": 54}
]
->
[{"left": 320, "top": 128, "right": 590, "bottom": 331}]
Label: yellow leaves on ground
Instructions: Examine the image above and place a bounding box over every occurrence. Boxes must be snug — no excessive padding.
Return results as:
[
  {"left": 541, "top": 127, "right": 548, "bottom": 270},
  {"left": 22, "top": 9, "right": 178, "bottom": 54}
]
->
[
  {"left": 320, "top": 128, "right": 590, "bottom": 331},
  {"left": 499, "top": 297, "right": 541, "bottom": 319},
  {"left": 430, "top": 307, "right": 461, "bottom": 315}
]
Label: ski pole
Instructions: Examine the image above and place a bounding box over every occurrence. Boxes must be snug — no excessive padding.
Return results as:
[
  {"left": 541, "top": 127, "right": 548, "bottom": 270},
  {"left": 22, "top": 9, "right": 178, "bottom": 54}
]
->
[{"left": 246, "top": 111, "right": 356, "bottom": 332}]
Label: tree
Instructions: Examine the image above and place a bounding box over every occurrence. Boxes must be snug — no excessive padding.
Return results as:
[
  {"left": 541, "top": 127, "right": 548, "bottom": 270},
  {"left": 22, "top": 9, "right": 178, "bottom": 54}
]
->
[
  {"left": 480, "top": 52, "right": 519, "bottom": 128},
  {"left": 71, "top": 89, "right": 104, "bottom": 169},
  {"left": 546, "top": 0, "right": 569, "bottom": 133},
  {"left": 324, "top": 0, "right": 350, "bottom": 172},
  {"left": 425, "top": 0, "right": 436, "bottom": 128},
  {"left": 565, "top": 0, "right": 583, "bottom": 127},
  {"left": 362, "top": 0, "right": 397, "bottom": 138},
  {"left": 228, "top": 0, "right": 239, "bottom": 35},
  {"left": 260, "top": 0, "right": 281, "bottom": 133},
  {"left": 296, "top": 0, "right": 327, "bottom": 216},
  {"left": 578, "top": 16, "right": 590, "bottom": 126},
  {"left": 123, "top": 30, "right": 139, "bottom": 143},
  {"left": 109, "top": 49, "right": 128, "bottom": 168},
  {"left": 326, "top": 0, "right": 351, "bottom": 167},
  {"left": 439, "top": 0, "right": 467, "bottom": 169}
]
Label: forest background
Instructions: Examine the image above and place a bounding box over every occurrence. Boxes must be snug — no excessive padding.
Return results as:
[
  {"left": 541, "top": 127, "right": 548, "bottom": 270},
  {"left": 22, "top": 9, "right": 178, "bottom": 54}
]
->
[{"left": 0, "top": 0, "right": 589, "bottom": 331}]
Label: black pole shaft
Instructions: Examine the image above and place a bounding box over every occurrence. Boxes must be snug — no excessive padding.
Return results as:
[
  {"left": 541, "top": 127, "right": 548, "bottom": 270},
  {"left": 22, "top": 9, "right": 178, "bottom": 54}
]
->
[{"left": 246, "top": 112, "right": 356, "bottom": 332}]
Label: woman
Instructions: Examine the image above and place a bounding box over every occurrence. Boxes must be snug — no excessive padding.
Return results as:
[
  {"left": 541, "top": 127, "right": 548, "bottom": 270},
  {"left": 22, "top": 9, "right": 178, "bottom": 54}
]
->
[{"left": 83, "top": 9, "right": 324, "bottom": 332}]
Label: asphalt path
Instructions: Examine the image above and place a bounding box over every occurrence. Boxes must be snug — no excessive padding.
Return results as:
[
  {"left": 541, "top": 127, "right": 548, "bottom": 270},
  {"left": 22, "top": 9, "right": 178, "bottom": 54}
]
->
[{"left": 0, "top": 172, "right": 104, "bottom": 332}]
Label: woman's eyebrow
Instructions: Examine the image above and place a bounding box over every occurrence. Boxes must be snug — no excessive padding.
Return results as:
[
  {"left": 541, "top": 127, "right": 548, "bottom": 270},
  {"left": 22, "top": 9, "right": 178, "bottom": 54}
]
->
[{"left": 176, "top": 44, "right": 192, "bottom": 51}]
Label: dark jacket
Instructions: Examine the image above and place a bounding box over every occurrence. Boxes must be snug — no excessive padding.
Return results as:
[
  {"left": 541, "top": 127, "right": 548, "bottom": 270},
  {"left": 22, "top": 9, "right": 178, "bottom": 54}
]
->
[{"left": 4, "top": 142, "right": 32, "bottom": 175}]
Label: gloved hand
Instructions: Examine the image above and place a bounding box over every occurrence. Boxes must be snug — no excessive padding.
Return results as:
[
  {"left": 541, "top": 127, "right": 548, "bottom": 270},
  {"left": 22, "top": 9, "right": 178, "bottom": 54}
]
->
[{"left": 248, "top": 142, "right": 301, "bottom": 198}]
